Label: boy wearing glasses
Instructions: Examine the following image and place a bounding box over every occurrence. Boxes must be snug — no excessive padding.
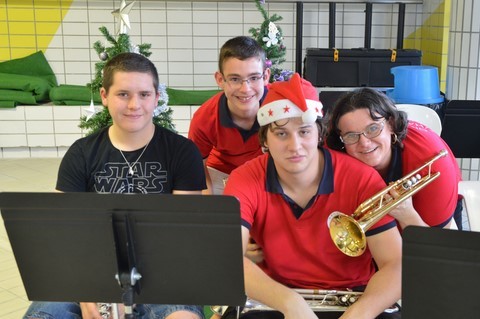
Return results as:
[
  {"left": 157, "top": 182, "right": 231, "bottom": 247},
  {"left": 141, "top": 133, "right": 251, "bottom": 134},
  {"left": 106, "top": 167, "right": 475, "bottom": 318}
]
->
[{"left": 188, "top": 36, "right": 270, "bottom": 195}]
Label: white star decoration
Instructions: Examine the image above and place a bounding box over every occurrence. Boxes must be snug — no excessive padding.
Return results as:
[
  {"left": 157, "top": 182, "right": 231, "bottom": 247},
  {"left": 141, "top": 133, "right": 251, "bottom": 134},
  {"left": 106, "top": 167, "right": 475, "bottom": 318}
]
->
[
  {"left": 112, "top": 0, "right": 135, "bottom": 35},
  {"left": 84, "top": 99, "right": 100, "bottom": 121}
]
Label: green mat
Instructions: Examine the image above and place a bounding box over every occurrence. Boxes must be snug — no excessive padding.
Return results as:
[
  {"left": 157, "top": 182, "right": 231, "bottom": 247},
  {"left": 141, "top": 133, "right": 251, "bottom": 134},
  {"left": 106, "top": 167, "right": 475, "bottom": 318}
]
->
[
  {"left": 0, "top": 100, "right": 16, "bottom": 108},
  {"left": 0, "top": 51, "right": 58, "bottom": 106},
  {"left": 49, "top": 84, "right": 102, "bottom": 105},
  {"left": 166, "top": 88, "right": 220, "bottom": 106},
  {"left": 0, "top": 88, "right": 37, "bottom": 106},
  {"left": 49, "top": 85, "right": 220, "bottom": 106}
]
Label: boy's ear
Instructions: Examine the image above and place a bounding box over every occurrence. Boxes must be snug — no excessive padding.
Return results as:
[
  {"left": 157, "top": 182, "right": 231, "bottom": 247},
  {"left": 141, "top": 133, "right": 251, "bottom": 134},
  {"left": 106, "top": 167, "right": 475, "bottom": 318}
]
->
[
  {"left": 214, "top": 71, "right": 226, "bottom": 88},
  {"left": 263, "top": 68, "right": 271, "bottom": 84},
  {"left": 100, "top": 87, "right": 108, "bottom": 107}
]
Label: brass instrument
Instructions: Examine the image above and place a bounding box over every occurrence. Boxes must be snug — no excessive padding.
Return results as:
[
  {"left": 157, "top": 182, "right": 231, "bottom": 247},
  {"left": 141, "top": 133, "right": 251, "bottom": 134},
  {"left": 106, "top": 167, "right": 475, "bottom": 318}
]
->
[
  {"left": 98, "top": 303, "right": 122, "bottom": 319},
  {"left": 243, "top": 289, "right": 362, "bottom": 312},
  {"left": 212, "top": 289, "right": 399, "bottom": 316},
  {"left": 328, "top": 149, "right": 448, "bottom": 257}
]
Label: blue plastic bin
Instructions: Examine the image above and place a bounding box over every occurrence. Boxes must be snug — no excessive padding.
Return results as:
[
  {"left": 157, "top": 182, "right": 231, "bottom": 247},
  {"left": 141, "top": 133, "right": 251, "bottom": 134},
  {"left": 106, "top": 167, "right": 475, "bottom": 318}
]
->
[{"left": 386, "top": 65, "right": 444, "bottom": 104}]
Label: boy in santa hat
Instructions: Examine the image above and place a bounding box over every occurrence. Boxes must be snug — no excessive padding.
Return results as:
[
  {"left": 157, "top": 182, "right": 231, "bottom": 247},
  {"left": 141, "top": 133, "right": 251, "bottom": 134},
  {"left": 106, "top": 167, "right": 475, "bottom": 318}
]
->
[{"left": 223, "top": 74, "right": 402, "bottom": 319}]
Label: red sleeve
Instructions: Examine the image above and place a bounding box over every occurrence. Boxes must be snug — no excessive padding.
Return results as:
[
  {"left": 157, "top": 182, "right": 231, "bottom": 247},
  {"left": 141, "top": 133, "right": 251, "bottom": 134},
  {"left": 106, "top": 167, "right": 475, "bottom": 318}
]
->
[
  {"left": 188, "top": 93, "right": 222, "bottom": 158},
  {"left": 403, "top": 122, "right": 460, "bottom": 226},
  {"left": 224, "top": 155, "right": 268, "bottom": 227}
]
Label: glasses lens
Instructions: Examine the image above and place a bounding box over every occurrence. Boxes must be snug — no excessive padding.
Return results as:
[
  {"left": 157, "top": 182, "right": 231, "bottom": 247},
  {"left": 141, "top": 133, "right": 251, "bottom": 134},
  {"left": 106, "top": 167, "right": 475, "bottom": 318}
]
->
[
  {"left": 225, "top": 73, "right": 264, "bottom": 87},
  {"left": 340, "top": 121, "right": 384, "bottom": 145},
  {"left": 248, "top": 75, "right": 262, "bottom": 84},
  {"left": 364, "top": 122, "right": 383, "bottom": 138},
  {"left": 341, "top": 133, "right": 360, "bottom": 145},
  {"left": 226, "top": 78, "right": 240, "bottom": 87}
]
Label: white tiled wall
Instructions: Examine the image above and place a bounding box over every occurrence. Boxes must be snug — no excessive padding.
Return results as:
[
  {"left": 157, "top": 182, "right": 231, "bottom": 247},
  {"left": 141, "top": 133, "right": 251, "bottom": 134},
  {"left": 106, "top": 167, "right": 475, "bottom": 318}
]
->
[
  {"left": 0, "top": 104, "right": 199, "bottom": 158},
  {"left": 446, "top": 0, "right": 480, "bottom": 101},
  {"left": 459, "top": 158, "right": 480, "bottom": 181}
]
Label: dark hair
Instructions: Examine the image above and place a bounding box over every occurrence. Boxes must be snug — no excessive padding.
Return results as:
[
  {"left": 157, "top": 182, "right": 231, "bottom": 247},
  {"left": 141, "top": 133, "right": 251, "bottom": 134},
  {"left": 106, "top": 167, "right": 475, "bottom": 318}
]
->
[
  {"left": 218, "top": 36, "right": 267, "bottom": 73},
  {"left": 325, "top": 88, "right": 408, "bottom": 151},
  {"left": 102, "top": 52, "right": 159, "bottom": 93},
  {"left": 258, "top": 117, "right": 327, "bottom": 150}
]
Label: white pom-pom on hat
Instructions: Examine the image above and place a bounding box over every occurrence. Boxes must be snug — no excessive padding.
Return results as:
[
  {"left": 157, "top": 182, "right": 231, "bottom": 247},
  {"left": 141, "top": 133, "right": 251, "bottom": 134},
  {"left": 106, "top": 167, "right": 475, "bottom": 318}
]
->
[{"left": 302, "top": 106, "right": 318, "bottom": 124}]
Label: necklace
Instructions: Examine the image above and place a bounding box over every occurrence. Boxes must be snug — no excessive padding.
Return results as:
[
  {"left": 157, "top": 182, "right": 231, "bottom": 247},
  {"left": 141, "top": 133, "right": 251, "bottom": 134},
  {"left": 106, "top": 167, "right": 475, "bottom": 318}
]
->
[{"left": 119, "top": 140, "right": 151, "bottom": 176}]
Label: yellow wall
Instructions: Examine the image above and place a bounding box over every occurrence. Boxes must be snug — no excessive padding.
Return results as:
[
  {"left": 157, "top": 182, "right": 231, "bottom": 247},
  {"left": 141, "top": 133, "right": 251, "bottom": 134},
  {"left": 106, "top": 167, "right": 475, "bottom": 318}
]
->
[
  {"left": 404, "top": 0, "right": 450, "bottom": 92},
  {"left": 0, "top": 0, "right": 73, "bottom": 61}
]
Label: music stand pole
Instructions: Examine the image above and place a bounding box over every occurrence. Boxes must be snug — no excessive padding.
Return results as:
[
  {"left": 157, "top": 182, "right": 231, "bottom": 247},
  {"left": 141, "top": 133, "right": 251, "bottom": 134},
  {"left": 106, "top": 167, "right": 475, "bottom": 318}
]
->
[
  {"left": 116, "top": 268, "right": 141, "bottom": 318},
  {"left": 114, "top": 215, "right": 142, "bottom": 319}
]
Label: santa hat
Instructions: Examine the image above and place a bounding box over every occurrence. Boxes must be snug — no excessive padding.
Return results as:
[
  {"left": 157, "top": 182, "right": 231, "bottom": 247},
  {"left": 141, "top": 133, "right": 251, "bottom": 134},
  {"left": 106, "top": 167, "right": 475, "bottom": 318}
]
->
[{"left": 257, "top": 73, "right": 323, "bottom": 126}]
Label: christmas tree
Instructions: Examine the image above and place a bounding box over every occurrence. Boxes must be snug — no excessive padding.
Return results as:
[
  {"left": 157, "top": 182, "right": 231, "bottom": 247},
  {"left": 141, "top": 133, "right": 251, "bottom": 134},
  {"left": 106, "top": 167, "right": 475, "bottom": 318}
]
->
[
  {"left": 79, "top": 1, "right": 174, "bottom": 135},
  {"left": 249, "top": 0, "right": 293, "bottom": 82}
]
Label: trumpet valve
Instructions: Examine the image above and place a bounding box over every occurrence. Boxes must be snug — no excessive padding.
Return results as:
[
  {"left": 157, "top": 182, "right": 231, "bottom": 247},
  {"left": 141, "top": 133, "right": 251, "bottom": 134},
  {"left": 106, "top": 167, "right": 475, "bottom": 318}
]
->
[
  {"left": 402, "top": 180, "right": 413, "bottom": 190},
  {"left": 348, "top": 296, "right": 358, "bottom": 304},
  {"left": 402, "top": 173, "right": 423, "bottom": 190},
  {"left": 338, "top": 294, "right": 359, "bottom": 306}
]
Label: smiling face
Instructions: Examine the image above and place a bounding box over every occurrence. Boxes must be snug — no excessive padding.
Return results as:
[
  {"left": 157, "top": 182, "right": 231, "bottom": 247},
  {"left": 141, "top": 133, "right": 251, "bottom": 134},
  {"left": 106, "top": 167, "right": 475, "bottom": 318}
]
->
[
  {"left": 215, "top": 57, "right": 270, "bottom": 121},
  {"left": 337, "top": 108, "right": 394, "bottom": 175},
  {"left": 265, "top": 117, "right": 320, "bottom": 178},
  {"left": 100, "top": 71, "right": 160, "bottom": 136}
]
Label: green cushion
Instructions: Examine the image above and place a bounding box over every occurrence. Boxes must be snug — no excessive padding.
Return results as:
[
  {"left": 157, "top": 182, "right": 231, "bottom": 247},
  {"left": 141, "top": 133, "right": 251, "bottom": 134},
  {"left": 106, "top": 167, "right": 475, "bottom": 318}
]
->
[
  {"left": 0, "top": 73, "right": 53, "bottom": 103},
  {"left": 49, "top": 84, "right": 101, "bottom": 105},
  {"left": 167, "top": 88, "right": 220, "bottom": 105},
  {"left": 0, "top": 100, "right": 17, "bottom": 108},
  {"left": 0, "top": 51, "right": 57, "bottom": 87},
  {"left": 0, "top": 51, "right": 58, "bottom": 105},
  {"left": 0, "top": 88, "right": 37, "bottom": 105}
]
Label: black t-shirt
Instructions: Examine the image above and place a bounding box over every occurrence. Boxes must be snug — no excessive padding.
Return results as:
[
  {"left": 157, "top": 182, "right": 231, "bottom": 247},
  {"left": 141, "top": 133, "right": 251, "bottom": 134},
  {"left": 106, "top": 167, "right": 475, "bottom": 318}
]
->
[{"left": 57, "top": 125, "right": 206, "bottom": 193}]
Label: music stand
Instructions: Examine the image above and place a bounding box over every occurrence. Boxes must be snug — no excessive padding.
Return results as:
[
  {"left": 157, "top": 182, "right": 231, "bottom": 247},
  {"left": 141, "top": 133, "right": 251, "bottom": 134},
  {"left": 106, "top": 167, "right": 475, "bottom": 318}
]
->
[
  {"left": 0, "top": 192, "right": 246, "bottom": 312},
  {"left": 441, "top": 99, "right": 480, "bottom": 158},
  {"left": 402, "top": 226, "right": 480, "bottom": 318}
]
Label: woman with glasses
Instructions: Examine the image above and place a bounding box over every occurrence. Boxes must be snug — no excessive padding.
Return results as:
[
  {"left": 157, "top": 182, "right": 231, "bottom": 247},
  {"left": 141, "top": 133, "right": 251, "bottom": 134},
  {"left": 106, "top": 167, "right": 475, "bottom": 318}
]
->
[{"left": 326, "top": 87, "right": 462, "bottom": 231}]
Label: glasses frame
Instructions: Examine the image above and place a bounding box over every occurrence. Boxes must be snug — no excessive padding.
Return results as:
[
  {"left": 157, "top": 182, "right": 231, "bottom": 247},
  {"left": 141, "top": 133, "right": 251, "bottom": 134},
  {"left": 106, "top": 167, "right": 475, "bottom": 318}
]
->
[
  {"left": 340, "top": 119, "right": 386, "bottom": 145},
  {"left": 222, "top": 72, "right": 266, "bottom": 88}
]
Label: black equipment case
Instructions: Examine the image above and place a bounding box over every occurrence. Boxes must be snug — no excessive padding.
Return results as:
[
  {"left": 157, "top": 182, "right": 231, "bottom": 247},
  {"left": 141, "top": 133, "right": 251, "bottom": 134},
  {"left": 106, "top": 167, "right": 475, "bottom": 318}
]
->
[
  {"left": 304, "top": 48, "right": 422, "bottom": 87},
  {"left": 303, "top": 2, "right": 422, "bottom": 87}
]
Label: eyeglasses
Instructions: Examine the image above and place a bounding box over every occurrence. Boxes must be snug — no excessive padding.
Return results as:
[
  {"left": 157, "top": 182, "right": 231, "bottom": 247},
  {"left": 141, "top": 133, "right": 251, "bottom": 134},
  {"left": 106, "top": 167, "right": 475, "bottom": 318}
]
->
[
  {"left": 223, "top": 72, "right": 266, "bottom": 88},
  {"left": 340, "top": 120, "right": 385, "bottom": 145}
]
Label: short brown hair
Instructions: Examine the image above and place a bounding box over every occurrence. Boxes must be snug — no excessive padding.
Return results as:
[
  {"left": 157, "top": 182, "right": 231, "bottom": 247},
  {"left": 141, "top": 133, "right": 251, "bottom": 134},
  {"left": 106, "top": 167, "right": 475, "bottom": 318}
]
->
[
  {"left": 102, "top": 52, "right": 159, "bottom": 93},
  {"left": 218, "top": 36, "right": 267, "bottom": 74}
]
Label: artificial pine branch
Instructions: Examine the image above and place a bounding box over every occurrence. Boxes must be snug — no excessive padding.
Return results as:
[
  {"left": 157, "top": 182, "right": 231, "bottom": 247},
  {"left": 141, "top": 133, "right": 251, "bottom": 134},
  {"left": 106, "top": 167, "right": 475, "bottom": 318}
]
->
[{"left": 249, "top": 0, "right": 292, "bottom": 82}]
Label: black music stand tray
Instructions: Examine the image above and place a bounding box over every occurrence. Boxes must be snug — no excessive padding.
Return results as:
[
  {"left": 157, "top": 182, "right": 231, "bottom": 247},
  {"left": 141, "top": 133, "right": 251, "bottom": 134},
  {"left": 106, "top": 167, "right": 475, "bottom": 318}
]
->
[
  {"left": 0, "top": 192, "right": 246, "bottom": 315},
  {"left": 441, "top": 99, "right": 480, "bottom": 158},
  {"left": 402, "top": 226, "right": 480, "bottom": 318}
]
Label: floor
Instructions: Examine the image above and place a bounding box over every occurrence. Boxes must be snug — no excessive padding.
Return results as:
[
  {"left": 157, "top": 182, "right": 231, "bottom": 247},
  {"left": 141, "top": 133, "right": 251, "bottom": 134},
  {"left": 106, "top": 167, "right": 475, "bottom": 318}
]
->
[
  {"left": 0, "top": 157, "right": 471, "bottom": 319},
  {"left": 0, "top": 158, "right": 61, "bottom": 319}
]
